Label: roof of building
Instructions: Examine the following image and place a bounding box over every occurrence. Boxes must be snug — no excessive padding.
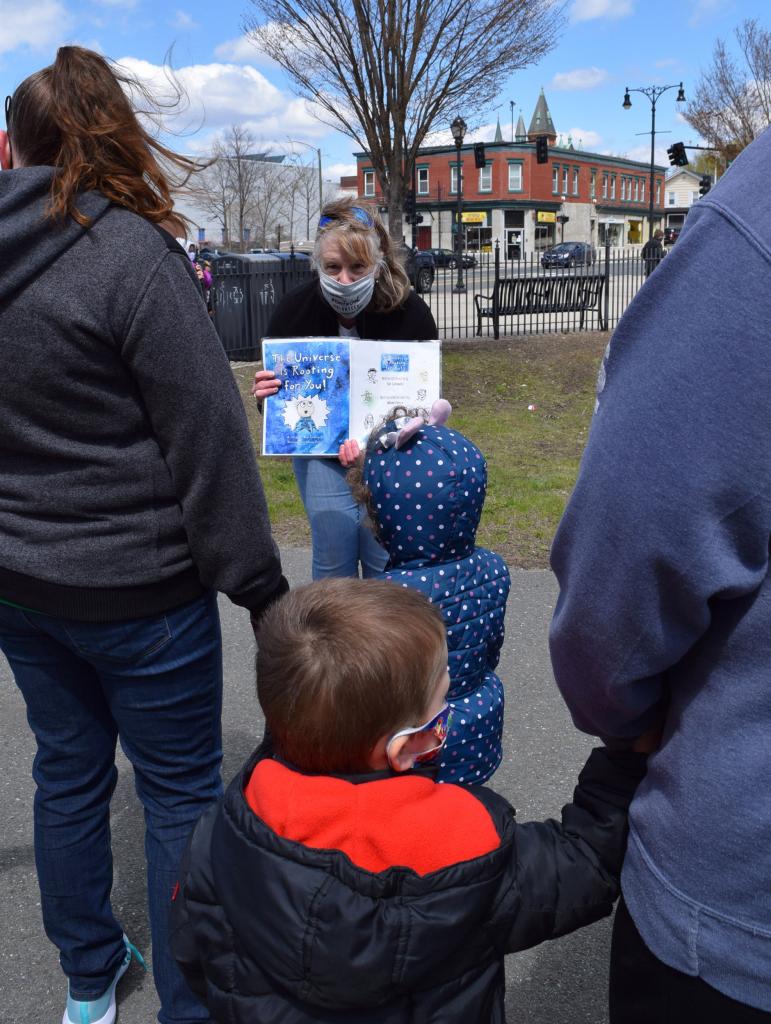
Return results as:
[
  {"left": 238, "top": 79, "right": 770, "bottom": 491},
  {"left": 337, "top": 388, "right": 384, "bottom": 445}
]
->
[
  {"left": 494, "top": 117, "right": 504, "bottom": 143},
  {"left": 528, "top": 89, "right": 556, "bottom": 140},
  {"left": 515, "top": 113, "right": 527, "bottom": 142}
]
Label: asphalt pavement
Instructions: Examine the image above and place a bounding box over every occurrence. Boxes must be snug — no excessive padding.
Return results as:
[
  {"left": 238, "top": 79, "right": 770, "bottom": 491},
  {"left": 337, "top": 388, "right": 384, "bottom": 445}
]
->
[{"left": 0, "top": 548, "right": 611, "bottom": 1024}]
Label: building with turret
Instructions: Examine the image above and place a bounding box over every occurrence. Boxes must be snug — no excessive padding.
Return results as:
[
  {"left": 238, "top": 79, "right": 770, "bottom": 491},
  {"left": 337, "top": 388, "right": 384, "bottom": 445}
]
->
[{"left": 355, "top": 91, "right": 666, "bottom": 256}]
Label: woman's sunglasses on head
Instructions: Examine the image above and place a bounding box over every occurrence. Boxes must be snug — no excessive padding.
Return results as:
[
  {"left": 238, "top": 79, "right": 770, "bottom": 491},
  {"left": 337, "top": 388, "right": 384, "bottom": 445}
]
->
[{"left": 318, "top": 206, "right": 374, "bottom": 230}]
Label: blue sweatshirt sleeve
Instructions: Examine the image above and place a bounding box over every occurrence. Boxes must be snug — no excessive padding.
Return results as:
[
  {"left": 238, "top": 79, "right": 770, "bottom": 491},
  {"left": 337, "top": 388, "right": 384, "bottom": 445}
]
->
[{"left": 549, "top": 194, "right": 771, "bottom": 739}]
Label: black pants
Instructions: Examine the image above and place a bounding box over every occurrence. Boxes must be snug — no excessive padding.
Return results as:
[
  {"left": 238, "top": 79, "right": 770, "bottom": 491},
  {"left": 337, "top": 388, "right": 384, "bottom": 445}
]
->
[{"left": 609, "top": 897, "right": 771, "bottom": 1024}]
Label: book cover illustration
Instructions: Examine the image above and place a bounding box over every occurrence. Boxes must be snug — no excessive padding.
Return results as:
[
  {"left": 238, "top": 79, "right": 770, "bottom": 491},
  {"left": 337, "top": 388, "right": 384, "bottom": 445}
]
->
[
  {"left": 262, "top": 338, "right": 441, "bottom": 456},
  {"left": 262, "top": 339, "right": 351, "bottom": 456}
]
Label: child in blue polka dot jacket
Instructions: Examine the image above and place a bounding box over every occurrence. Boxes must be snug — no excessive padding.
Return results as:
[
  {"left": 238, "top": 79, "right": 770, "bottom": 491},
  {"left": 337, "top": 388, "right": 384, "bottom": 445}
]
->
[{"left": 345, "top": 399, "right": 510, "bottom": 784}]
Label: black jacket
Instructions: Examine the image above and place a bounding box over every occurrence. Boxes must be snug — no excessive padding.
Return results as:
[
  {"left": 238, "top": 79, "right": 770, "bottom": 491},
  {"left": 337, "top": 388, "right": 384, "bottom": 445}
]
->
[
  {"left": 170, "top": 746, "right": 646, "bottom": 1023},
  {"left": 266, "top": 278, "right": 438, "bottom": 340}
]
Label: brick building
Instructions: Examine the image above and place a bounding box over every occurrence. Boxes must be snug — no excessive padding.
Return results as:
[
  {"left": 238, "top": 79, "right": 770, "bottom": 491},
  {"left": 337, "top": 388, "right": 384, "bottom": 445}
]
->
[{"left": 355, "top": 91, "right": 667, "bottom": 256}]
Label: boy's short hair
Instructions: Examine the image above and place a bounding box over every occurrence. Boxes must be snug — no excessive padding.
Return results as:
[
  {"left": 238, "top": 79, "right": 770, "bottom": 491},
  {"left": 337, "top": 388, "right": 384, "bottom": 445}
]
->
[{"left": 256, "top": 578, "right": 447, "bottom": 774}]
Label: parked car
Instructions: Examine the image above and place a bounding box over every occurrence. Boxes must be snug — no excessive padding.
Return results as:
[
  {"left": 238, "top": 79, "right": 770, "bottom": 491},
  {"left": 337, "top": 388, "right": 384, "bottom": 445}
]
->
[
  {"left": 423, "top": 247, "right": 477, "bottom": 269},
  {"left": 404, "top": 248, "right": 435, "bottom": 293},
  {"left": 540, "top": 241, "right": 596, "bottom": 269},
  {"left": 663, "top": 226, "right": 681, "bottom": 245}
]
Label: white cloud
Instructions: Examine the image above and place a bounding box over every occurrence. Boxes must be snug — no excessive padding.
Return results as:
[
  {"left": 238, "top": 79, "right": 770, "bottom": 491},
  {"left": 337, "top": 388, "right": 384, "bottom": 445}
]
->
[
  {"left": 551, "top": 67, "right": 609, "bottom": 91},
  {"left": 213, "top": 36, "right": 261, "bottom": 63},
  {"left": 324, "top": 161, "right": 356, "bottom": 180},
  {"left": 571, "top": 0, "right": 633, "bottom": 22},
  {"left": 117, "top": 57, "right": 329, "bottom": 145},
  {"left": 92, "top": 0, "right": 138, "bottom": 7},
  {"left": 620, "top": 142, "right": 671, "bottom": 166},
  {"left": 566, "top": 127, "right": 603, "bottom": 149},
  {"left": 171, "top": 11, "right": 198, "bottom": 30},
  {"left": 0, "top": 0, "right": 73, "bottom": 54}
]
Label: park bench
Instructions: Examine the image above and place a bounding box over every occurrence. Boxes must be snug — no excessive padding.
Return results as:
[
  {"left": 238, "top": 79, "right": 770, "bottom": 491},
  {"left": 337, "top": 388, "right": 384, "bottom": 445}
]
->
[{"left": 474, "top": 270, "right": 607, "bottom": 338}]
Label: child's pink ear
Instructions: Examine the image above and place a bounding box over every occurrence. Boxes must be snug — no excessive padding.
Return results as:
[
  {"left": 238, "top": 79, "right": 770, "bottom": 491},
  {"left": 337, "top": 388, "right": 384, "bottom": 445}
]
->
[{"left": 427, "top": 399, "right": 451, "bottom": 426}]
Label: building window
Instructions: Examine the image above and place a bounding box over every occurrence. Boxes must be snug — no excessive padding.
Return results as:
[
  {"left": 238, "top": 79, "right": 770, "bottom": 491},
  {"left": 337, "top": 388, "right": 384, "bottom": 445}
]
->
[
  {"left": 602, "top": 172, "right": 608, "bottom": 199},
  {"left": 667, "top": 191, "right": 676, "bottom": 206},
  {"left": 656, "top": 181, "right": 661, "bottom": 205},
  {"left": 634, "top": 178, "right": 639, "bottom": 202},
  {"left": 640, "top": 179, "right": 645, "bottom": 203},
  {"left": 621, "top": 177, "right": 626, "bottom": 201},
  {"left": 572, "top": 167, "right": 579, "bottom": 195},
  {"left": 552, "top": 165, "right": 559, "bottom": 194},
  {"left": 450, "top": 164, "right": 464, "bottom": 194},
  {"left": 417, "top": 167, "right": 429, "bottom": 195},
  {"left": 590, "top": 169, "right": 597, "bottom": 199},
  {"left": 610, "top": 174, "right": 616, "bottom": 199},
  {"left": 363, "top": 170, "right": 375, "bottom": 197},
  {"left": 479, "top": 164, "right": 492, "bottom": 192},
  {"left": 508, "top": 162, "right": 523, "bottom": 191},
  {"left": 562, "top": 166, "right": 569, "bottom": 194},
  {"left": 691, "top": 190, "right": 699, "bottom": 204}
]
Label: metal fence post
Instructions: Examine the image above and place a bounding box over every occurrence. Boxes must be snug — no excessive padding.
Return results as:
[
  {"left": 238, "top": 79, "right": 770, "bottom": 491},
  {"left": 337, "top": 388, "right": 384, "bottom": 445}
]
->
[
  {"left": 603, "top": 240, "right": 611, "bottom": 331},
  {"left": 493, "top": 239, "right": 501, "bottom": 340}
]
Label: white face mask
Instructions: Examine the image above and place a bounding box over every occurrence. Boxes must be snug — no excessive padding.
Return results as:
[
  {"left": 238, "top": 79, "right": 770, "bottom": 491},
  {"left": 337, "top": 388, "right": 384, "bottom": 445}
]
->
[{"left": 319, "top": 271, "right": 376, "bottom": 319}]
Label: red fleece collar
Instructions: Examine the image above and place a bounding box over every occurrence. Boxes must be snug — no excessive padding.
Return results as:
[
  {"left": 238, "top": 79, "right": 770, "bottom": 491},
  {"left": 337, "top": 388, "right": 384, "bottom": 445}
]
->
[{"left": 245, "top": 758, "right": 501, "bottom": 876}]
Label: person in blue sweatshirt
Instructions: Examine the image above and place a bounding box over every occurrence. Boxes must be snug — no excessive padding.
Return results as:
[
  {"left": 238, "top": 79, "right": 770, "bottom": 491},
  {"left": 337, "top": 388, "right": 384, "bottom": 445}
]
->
[{"left": 549, "top": 125, "right": 771, "bottom": 1023}]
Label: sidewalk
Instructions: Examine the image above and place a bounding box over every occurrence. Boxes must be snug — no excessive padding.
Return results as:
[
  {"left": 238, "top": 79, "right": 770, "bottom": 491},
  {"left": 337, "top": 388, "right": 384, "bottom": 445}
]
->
[{"left": 0, "top": 549, "right": 610, "bottom": 1024}]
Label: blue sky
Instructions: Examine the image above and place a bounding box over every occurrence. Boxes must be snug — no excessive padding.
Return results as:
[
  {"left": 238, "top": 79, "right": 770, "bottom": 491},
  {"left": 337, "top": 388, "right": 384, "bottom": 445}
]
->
[{"left": 1, "top": 0, "right": 767, "bottom": 181}]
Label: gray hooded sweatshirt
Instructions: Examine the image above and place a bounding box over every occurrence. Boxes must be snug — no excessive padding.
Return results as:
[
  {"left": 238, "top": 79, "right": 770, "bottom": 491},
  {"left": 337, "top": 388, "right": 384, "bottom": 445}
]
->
[{"left": 0, "top": 167, "right": 285, "bottom": 621}]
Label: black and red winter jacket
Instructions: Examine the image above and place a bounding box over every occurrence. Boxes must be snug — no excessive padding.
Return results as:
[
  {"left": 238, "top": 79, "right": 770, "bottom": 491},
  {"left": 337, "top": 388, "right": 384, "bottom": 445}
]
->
[{"left": 170, "top": 744, "right": 646, "bottom": 1023}]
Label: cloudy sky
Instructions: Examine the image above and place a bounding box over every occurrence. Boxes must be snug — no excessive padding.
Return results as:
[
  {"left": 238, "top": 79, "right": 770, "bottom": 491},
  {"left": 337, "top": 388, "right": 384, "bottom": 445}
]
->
[{"left": 0, "top": 0, "right": 767, "bottom": 180}]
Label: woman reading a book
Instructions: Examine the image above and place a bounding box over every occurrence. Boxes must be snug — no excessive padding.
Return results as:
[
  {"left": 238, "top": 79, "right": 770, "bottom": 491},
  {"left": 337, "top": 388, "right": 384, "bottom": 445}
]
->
[{"left": 253, "top": 198, "right": 437, "bottom": 580}]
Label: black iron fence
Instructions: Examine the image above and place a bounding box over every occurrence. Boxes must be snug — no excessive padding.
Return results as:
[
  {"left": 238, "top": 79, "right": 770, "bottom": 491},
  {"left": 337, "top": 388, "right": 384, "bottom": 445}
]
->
[
  {"left": 419, "top": 241, "right": 655, "bottom": 339},
  {"left": 212, "top": 243, "right": 658, "bottom": 358}
]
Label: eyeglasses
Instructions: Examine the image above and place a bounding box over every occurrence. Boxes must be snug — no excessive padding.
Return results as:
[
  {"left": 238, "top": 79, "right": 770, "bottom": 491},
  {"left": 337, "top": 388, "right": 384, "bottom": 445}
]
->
[
  {"left": 318, "top": 206, "right": 375, "bottom": 230},
  {"left": 386, "top": 701, "right": 453, "bottom": 770}
]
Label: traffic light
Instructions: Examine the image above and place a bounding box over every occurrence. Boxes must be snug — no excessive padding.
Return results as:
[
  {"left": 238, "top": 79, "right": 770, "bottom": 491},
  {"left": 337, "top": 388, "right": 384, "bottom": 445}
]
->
[
  {"left": 698, "top": 175, "right": 711, "bottom": 197},
  {"left": 474, "top": 143, "right": 486, "bottom": 169},
  {"left": 535, "top": 135, "right": 548, "bottom": 164},
  {"left": 405, "top": 189, "right": 416, "bottom": 220},
  {"left": 667, "top": 142, "right": 689, "bottom": 167}
]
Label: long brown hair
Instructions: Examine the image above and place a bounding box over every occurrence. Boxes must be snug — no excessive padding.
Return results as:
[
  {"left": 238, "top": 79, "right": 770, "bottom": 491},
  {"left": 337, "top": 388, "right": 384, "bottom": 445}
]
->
[{"left": 7, "top": 46, "right": 200, "bottom": 228}]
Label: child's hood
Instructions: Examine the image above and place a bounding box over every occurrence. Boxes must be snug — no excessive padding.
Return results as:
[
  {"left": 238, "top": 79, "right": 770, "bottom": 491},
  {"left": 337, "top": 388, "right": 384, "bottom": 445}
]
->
[{"left": 364, "top": 424, "right": 487, "bottom": 566}]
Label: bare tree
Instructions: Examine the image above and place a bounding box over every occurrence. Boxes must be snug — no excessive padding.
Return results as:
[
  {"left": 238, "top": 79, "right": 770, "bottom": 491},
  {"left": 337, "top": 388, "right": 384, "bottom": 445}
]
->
[
  {"left": 190, "top": 141, "right": 233, "bottom": 246},
  {"left": 243, "top": 0, "right": 564, "bottom": 242},
  {"left": 684, "top": 18, "right": 771, "bottom": 160}
]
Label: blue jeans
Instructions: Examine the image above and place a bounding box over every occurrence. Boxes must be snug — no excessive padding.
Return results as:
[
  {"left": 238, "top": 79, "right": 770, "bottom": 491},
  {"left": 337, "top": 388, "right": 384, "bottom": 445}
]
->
[
  {"left": 0, "top": 593, "right": 222, "bottom": 1024},
  {"left": 293, "top": 456, "right": 387, "bottom": 579}
]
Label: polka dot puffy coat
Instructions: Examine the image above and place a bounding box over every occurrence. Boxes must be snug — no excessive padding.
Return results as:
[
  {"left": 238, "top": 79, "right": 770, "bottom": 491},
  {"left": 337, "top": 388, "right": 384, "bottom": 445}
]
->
[{"left": 364, "top": 423, "right": 511, "bottom": 784}]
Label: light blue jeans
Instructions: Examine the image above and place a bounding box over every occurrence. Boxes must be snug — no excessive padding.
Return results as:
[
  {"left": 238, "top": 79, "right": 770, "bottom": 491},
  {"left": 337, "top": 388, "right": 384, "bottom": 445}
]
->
[{"left": 293, "top": 457, "right": 387, "bottom": 579}]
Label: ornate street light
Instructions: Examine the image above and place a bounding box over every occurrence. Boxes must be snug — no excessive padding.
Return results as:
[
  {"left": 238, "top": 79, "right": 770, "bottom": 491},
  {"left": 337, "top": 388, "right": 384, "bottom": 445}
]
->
[
  {"left": 450, "top": 115, "right": 467, "bottom": 293},
  {"left": 622, "top": 82, "right": 685, "bottom": 241}
]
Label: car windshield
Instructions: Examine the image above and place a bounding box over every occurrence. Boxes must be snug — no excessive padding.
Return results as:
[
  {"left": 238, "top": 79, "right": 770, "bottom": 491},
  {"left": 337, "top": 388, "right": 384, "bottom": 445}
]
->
[{"left": 549, "top": 244, "right": 577, "bottom": 253}]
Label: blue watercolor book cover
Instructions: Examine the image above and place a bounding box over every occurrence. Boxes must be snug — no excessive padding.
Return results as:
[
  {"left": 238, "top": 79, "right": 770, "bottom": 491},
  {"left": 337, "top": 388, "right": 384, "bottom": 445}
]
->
[{"left": 262, "top": 339, "right": 351, "bottom": 456}]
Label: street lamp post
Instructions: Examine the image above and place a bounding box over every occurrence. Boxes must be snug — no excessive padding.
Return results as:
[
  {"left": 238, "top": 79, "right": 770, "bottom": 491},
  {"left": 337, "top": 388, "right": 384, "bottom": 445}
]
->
[
  {"left": 287, "top": 139, "right": 324, "bottom": 230},
  {"left": 623, "top": 82, "right": 685, "bottom": 242},
  {"left": 450, "top": 115, "right": 467, "bottom": 294}
]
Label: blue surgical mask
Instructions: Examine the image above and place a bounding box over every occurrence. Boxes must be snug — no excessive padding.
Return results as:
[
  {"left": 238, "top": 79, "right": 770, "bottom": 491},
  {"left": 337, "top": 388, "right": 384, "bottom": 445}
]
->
[{"left": 319, "top": 271, "right": 376, "bottom": 319}]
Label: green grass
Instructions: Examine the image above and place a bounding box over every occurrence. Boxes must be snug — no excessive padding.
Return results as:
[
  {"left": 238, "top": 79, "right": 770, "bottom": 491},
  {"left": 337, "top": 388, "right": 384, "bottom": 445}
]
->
[{"left": 231, "top": 331, "right": 609, "bottom": 569}]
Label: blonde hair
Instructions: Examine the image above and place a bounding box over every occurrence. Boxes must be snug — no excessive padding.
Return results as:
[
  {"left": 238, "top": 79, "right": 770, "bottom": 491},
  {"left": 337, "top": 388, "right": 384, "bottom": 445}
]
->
[
  {"left": 256, "top": 578, "right": 447, "bottom": 774},
  {"left": 313, "top": 197, "right": 411, "bottom": 312}
]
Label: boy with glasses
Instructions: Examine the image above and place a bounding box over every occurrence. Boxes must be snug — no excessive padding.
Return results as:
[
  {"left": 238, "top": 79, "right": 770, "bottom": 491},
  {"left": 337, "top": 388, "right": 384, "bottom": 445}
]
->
[{"left": 171, "top": 578, "right": 651, "bottom": 1024}]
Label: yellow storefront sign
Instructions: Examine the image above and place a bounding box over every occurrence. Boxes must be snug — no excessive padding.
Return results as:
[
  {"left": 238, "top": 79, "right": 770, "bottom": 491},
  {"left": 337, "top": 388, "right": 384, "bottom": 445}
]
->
[
  {"left": 461, "top": 211, "right": 487, "bottom": 224},
  {"left": 537, "top": 211, "right": 557, "bottom": 223}
]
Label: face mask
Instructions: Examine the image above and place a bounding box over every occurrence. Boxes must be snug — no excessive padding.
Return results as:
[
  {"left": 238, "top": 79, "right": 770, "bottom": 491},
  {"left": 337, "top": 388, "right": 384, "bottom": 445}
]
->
[
  {"left": 319, "top": 271, "right": 376, "bottom": 319},
  {"left": 386, "top": 702, "right": 453, "bottom": 771}
]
